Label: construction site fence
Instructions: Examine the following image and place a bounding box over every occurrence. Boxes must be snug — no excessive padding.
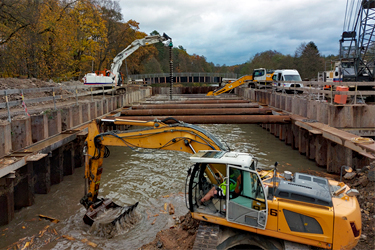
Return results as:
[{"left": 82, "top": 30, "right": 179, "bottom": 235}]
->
[
  {"left": 0, "top": 84, "right": 121, "bottom": 121},
  {"left": 128, "top": 72, "right": 240, "bottom": 80},
  {"left": 255, "top": 81, "right": 375, "bottom": 104}
]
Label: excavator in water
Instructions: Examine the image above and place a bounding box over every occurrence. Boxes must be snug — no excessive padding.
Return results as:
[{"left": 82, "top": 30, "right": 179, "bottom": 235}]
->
[{"left": 80, "top": 118, "right": 361, "bottom": 249}]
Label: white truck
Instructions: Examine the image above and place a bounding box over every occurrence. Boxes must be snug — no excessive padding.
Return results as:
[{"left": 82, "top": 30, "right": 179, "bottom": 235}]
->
[
  {"left": 82, "top": 33, "right": 172, "bottom": 86},
  {"left": 272, "top": 69, "right": 304, "bottom": 93}
]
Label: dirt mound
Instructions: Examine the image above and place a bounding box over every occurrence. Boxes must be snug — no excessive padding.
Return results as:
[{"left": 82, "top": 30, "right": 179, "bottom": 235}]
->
[
  {"left": 139, "top": 212, "right": 200, "bottom": 250},
  {"left": 0, "top": 78, "right": 57, "bottom": 90},
  {"left": 344, "top": 164, "right": 375, "bottom": 250},
  {"left": 0, "top": 78, "right": 82, "bottom": 90}
]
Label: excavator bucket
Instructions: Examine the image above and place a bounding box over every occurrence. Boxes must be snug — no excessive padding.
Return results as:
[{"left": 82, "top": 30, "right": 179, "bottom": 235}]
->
[
  {"left": 83, "top": 198, "right": 139, "bottom": 237},
  {"left": 206, "top": 91, "right": 214, "bottom": 96}
]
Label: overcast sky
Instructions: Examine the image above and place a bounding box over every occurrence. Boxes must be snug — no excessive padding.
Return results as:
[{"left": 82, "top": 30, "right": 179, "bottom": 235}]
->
[{"left": 118, "top": 0, "right": 347, "bottom": 66}]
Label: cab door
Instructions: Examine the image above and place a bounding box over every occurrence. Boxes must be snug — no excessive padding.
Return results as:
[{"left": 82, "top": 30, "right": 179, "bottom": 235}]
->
[{"left": 226, "top": 165, "right": 268, "bottom": 229}]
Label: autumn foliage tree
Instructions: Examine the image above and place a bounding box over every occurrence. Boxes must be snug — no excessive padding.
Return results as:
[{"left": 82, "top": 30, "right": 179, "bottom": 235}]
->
[{"left": 0, "top": 1, "right": 334, "bottom": 81}]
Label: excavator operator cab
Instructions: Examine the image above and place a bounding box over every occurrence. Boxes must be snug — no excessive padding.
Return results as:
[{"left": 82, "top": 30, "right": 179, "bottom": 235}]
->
[{"left": 186, "top": 150, "right": 268, "bottom": 230}]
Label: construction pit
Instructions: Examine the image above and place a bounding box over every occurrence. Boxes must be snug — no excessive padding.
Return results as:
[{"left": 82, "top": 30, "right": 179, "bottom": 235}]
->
[{"left": 0, "top": 79, "right": 374, "bottom": 250}]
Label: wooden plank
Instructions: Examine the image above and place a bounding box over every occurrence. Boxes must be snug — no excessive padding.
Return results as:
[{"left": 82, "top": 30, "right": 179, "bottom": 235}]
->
[
  {"left": 309, "top": 129, "right": 322, "bottom": 135},
  {"left": 27, "top": 153, "right": 48, "bottom": 162}
]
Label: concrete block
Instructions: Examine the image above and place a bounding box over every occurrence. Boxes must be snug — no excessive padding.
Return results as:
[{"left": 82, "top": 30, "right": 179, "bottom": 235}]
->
[
  {"left": 113, "top": 96, "right": 118, "bottom": 109},
  {"left": 285, "top": 96, "right": 292, "bottom": 112},
  {"left": 291, "top": 98, "right": 300, "bottom": 115},
  {"left": 31, "top": 113, "right": 48, "bottom": 143},
  {"left": 61, "top": 106, "right": 73, "bottom": 131},
  {"left": 97, "top": 100, "right": 103, "bottom": 117},
  {"left": 0, "top": 121, "right": 12, "bottom": 158},
  {"left": 270, "top": 94, "right": 276, "bottom": 107},
  {"left": 275, "top": 94, "right": 281, "bottom": 109},
  {"left": 81, "top": 103, "right": 90, "bottom": 123},
  {"left": 90, "top": 102, "right": 96, "bottom": 120},
  {"left": 299, "top": 99, "right": 308, "bottom": 117},
  {"left": 71, "top": 105, "right": 82, "bottom": 127},
  {"left": 107, "top": 98, "right": 112, "bottom": 112},
  {"left": 307, "top": 100, "right": 318, "bottom": 120},
  {"left": 11, "top": 116, "right": 32, "bottom": 151},
  {"left": 316, "top": 102, "right": 328, "bottom": 124},
  {"left": 280, "top": 95, "right": 286, "bottom": 110},
  {"left": 47, "top": 110, "right": 62, "bottom": 137},
  {"left": 353, "top": 105, "right": 375, "bottom": 128},
  {"left": 103, "top": 99, "right": 108, "bottom": 114},
  {"left": 50, "top": 147, "right": 63, "bottom": 185}
]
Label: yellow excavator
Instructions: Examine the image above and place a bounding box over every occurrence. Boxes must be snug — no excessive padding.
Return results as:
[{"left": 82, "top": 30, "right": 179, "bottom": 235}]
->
[
  {"left": 207, "top": 68, "right": 274, "bottom": 96},
  {"left": 80, "top": 118, "right": 361, "bottom": 249}
]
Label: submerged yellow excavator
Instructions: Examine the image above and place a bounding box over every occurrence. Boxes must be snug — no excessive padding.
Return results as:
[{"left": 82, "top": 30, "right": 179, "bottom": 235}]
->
[{"left": 80, "top": 118, "right": 361, "bottom": 249}]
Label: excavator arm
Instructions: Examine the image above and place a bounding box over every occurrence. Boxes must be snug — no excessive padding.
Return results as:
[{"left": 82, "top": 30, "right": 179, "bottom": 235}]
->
[
  {"left": 110, "top": 33, "right": 171, "bottom": 85},
  {"left": 81, "top": 118, "right": 226, "bottom": 208},
  {"left": 82, "top": 33, "right": 171, "bottom": 86},
  {"left": 207, "top": 75, "right": 253, "bottom": 96}
]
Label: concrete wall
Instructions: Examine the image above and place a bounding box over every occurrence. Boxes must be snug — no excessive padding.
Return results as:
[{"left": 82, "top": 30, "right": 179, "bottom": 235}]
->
[{"left": 0, "top": 87, "right": 151, "bottom": 226}]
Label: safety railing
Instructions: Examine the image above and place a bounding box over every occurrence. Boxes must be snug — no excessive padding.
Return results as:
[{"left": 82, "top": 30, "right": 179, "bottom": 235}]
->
[
  {"left": 0, "top": 84, "right": 118, "bottom": 121},
  {"left": 265, "top": 81, "right": 375, "bottom": 104},
  {"left": 128, "top": 72, "right": 240, "bottom": 80}
]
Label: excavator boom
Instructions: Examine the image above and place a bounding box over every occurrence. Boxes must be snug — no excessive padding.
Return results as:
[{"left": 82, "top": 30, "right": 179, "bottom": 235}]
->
[
  {"left": 82, "top": 118, "right": 226, "bottom": 206},
  {"left": 207, "top": 75, "right": 253, "bottom": 96},
  {"left": 83, "top": 33, "right": 171, "bottom": 85}
]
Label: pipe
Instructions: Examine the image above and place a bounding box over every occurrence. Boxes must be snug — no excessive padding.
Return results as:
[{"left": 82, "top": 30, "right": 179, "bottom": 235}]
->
[
  {"left": 121, "top": 108, "right": 272, "bottom": 116},
  {"left": 142, "top": 99, "right": 250, "bottom": 104},
  {"left": 130, "top": 103, "right": 259, "bottom": 109},
  {"left": 117, "top": 115, "right": 290, "bottom": 124}
]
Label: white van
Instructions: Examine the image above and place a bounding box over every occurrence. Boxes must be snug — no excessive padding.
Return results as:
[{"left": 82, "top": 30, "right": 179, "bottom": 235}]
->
[{"left": 272, "top": 69, "right": 303, "bottom": 93}]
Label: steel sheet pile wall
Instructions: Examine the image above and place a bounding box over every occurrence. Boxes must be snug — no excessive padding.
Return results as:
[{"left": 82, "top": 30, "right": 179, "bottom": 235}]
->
[
  {"left": 237, "top": 88, "right": 375, "bottom": 173},
  {"left": 0, "top": 87, "right": 151, "bottom": 226}
]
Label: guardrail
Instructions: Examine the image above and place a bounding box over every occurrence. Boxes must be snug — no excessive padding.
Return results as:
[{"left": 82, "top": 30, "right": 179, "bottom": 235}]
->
[
  {"left": 253, "top": 81, "right": 375, "bottom": 104},
  {"left": 0, "top": 84, "right": 118, "bottom": 121},
  {"left": 128, "top": 72, "right": 240, "bottom": 80}
]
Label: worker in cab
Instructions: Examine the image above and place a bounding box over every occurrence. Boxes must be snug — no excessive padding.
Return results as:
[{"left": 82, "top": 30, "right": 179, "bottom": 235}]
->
[{"left": 200, "top": 171, "right": 241, "bottom": 204}]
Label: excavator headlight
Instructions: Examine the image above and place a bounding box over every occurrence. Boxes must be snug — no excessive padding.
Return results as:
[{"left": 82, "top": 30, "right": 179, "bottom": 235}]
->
[{"left": 346, "top": 189, "right": 359, "bottom": 197}]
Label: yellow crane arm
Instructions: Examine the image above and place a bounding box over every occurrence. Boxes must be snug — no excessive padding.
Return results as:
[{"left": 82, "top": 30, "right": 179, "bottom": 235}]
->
[
  {"left": 207, "top": 75, "right": 253, "bottom": 96},
  {"left": 81, "top": 118, "right": 226, "bottom": 206}
]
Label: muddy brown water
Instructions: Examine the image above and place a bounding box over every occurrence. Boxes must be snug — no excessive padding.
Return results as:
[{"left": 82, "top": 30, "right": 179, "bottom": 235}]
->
[{"left": 0, "top": 124, "right": 324, "bottom": 249}]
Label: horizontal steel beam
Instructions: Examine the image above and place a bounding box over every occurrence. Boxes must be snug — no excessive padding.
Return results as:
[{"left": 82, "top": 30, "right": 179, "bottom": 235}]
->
[
  {"left": 130, "top": 103, "right": 259, "bottom": 109},
  {"left": 116, "top": 115, "right": 290, "bottom": 124},
  {"left": 121, "top": 108, "right": 272, "bottom": 116},
  {"left": 142, "top": 99, "right": 249, "bottom": 104}
]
